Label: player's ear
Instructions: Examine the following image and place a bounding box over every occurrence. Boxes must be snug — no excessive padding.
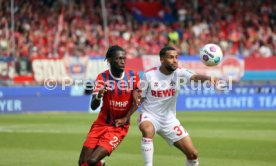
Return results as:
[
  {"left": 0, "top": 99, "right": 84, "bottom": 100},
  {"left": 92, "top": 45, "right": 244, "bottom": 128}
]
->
[
  {"left": 107, "top": 58, "right": 112, "bottom": 63},
  {"left": 160, "top": 57, "right": 164, "bottom": 63}
]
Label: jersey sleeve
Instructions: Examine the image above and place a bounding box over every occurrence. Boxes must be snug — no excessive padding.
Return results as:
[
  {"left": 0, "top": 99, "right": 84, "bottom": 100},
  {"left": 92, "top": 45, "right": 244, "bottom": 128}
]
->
[
  {"left": 177, "top": 68, "right": 195, "bottom": 81},
  {"left": 92, "top": 74, "right": 105, "bottom": 95},
  {"left": 140, "top": 73, "right": 149, "bottom": 98}
]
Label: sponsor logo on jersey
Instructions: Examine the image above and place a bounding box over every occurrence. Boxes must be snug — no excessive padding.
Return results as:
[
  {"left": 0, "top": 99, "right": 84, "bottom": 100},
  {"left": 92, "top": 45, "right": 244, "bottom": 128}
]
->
[
  {"left": 110, "top": 100, "right": 129, "bottom": 107},
  {"left": 151, "top": 89, "right": 176, "bottom": 97}
]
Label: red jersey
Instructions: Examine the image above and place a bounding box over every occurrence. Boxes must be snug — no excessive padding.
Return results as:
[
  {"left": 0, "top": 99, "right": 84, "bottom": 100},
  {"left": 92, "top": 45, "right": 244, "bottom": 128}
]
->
[{"left": 92, "top": 69, "right": 140, "bottom": 126}]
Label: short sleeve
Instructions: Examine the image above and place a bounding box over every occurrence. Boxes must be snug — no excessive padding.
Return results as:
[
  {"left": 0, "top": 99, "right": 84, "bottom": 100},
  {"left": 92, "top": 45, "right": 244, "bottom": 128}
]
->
[
  {"left": 177, "top": 68, "right": 194, "bottom": 81},
  {"left": 92, "top": 74, "right": 105, "bottom": 95},
  {"left": 140, "top": 73, "right": 148, "bottom": 98}
]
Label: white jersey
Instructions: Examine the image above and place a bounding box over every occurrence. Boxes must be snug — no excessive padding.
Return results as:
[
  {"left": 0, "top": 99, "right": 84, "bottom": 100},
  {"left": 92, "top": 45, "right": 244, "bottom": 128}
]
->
[{"left": 140, "top": 67, "right": 194, "bottom": 122}]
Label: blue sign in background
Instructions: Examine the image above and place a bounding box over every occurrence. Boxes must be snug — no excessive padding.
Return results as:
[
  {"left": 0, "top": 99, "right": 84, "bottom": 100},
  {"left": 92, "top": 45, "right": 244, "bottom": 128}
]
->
[
  {"left": 177, "top": 94, "right": 276, "bottom": 111},
  {"left": 0, "top": 86, "right": 275, "bottom": 113},
  {"left": 1, "top": 96, "right": 90, "bottom": 113}
]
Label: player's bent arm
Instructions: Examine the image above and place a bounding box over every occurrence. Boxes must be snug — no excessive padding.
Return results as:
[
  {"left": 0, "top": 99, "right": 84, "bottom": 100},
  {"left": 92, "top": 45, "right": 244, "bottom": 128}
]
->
[
  {"left": 133, "top": 89, "right": 141, "bottom": 107},
  {"left": 190, "top": 74, "right": 211, "bottom": 82},
  {"left": 126, "top": 103, "right": 139, "bottom": 120},
  {"left": 91, "top": 86, "right": 107, "bottom": 110},
  {"left": 91, "top": 94, "right": 101, "bottom": 110},
  {"left": 115, "top": 98, "right": 143, "bottom": 127},
  {"left": 124, "top": 97, "right": 145, "bottom": 122}
]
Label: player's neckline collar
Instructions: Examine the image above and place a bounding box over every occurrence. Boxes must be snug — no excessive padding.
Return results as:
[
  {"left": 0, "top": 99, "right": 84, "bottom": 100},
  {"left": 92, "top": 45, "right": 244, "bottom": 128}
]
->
[
  {"left": 159, "top": 66, "right": 174, "bottom": 76},
  {"left": 109, "top": 69, "right": 125, "bottom": 80}
]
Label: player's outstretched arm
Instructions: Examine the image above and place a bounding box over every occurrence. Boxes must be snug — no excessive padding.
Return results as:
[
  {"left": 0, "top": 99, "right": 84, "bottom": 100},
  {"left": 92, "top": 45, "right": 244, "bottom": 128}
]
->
[
  {"left": 91, "top": 86, "right": 107, "bottom": 110},
  {"left": 191, "top": 74, "right": 211, "bottom": 82},
  {"left": 190, "top": 74, "right": 219, "bottom": 86}
]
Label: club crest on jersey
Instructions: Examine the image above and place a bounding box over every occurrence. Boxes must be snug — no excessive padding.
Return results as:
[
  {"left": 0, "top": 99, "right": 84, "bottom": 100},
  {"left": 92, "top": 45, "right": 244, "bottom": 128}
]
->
[
  {"left": 170, "top": 80, "right": 176, "bottom": 86},
  {"left": 154, "top": 82, "right": 159, "bottom": 87}
]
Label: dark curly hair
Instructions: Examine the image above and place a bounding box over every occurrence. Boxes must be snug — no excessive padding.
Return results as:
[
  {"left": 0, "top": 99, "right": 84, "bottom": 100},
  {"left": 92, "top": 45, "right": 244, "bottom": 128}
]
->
[
  {"left": 105, "top": 45, "right": 125, "bottom": 61},
  {"left": 159, "top": 46, "right": 176, "bottom": 58}
]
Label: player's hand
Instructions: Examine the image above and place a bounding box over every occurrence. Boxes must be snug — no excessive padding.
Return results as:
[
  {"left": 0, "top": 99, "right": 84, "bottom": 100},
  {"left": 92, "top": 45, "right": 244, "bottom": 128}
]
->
[
  {"left": 115, "top": 117, "right": 128, "bottom": 127},
  {"left": 97, "top": 85, "right": 107, "bottom": 99}
]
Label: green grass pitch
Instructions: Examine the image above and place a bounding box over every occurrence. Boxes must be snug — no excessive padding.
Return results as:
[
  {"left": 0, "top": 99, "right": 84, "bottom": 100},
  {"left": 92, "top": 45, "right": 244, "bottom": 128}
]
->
[{"left": 0, "top": 111, "right": 276, "bottom": 166}]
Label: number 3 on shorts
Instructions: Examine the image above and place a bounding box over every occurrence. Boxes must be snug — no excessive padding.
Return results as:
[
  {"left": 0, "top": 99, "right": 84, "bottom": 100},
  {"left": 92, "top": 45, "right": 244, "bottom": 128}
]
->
[{"left": 173, "top": 125, "right": 183, "bottom": 136}]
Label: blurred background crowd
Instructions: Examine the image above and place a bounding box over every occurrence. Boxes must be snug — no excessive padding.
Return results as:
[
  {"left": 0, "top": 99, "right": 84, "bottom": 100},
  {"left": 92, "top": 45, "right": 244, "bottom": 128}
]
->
[{"left": 0, "top": 0, "right": 275, "bottom": 59}]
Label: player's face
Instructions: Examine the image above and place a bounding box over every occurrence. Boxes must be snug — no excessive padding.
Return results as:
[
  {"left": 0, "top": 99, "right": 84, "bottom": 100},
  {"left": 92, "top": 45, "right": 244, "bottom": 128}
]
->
[
  {"left": 110, "top": 50, "right": 126, "bottom": 72},
  {"left": 161, "top": 50, "right": 178, "bottom": 72}
]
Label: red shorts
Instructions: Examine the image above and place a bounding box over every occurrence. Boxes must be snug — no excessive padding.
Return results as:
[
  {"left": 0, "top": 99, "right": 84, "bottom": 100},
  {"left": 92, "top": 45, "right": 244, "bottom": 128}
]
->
[{"left": 83, "top": 124, "right": 129, "bottom": 154}]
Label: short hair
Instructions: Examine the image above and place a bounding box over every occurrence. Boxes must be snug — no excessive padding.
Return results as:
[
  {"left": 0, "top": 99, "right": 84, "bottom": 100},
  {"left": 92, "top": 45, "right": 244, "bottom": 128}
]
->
[
  {"left": 105, "top": 45, "right": 125, "bottom": 60},
  {"left": 159, "top": 46, "right": 176, "bottom": 58}
]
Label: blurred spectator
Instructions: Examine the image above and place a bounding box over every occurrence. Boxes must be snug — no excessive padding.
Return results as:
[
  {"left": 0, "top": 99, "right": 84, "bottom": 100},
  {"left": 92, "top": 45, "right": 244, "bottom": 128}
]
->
[
  {"left": 15, "top": 54, "right": 32, "bottom": 76},
  {"left": 0, "top": 0, "right": 275, "bottom": 61}
]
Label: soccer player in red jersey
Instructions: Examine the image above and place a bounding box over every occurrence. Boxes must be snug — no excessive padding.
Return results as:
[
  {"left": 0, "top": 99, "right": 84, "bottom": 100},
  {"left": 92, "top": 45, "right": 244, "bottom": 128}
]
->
[{"left": 78, "top": 45, "right": 140, "bottom": 166}]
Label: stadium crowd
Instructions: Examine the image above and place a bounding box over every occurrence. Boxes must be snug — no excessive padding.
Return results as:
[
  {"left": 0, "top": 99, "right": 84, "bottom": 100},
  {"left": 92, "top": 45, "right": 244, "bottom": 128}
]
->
[{"left": 0, "top": 0, "right": 275, "bottom": 59}]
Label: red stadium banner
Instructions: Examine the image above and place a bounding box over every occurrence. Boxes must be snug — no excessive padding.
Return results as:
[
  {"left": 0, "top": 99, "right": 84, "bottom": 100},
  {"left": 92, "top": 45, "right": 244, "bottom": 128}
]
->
[
  {"left": 13, "top": 75, "right": 34, "bottom": 84},
  {"left": 126, "top": 57, "right": 144, "bottom": 71},
  {"left": 31, "top": 57, "right": 144, "bottom": 82},
  {"left": 125, "top": 2, "right": 163, "bottom": 17},
  {"left": 28, "top": 56, "right": 276, "bottom": 82},
  {"left": 245, "top": 56, "right": 276, "bottom": 70}
]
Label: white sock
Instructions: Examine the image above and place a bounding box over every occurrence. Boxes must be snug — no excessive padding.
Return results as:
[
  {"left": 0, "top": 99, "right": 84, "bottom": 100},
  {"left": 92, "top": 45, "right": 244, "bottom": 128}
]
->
[
  {"left": 141, "top": 137, "right": 153, "bottom": 166},
  {"left": 186, "top": 159, "right": 199, "bottom": 166}
]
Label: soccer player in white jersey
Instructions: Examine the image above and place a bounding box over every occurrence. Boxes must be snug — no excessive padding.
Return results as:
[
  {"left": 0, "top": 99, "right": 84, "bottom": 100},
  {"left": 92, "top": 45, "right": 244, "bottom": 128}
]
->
[{"left": 138, "top": 46, "right": 219, "bottom": 166}]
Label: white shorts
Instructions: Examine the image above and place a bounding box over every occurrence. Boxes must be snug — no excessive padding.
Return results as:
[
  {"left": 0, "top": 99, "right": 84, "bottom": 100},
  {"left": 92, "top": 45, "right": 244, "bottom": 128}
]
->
[{"left": 138, "top": 112, "right": 189, "bottom": 145}]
